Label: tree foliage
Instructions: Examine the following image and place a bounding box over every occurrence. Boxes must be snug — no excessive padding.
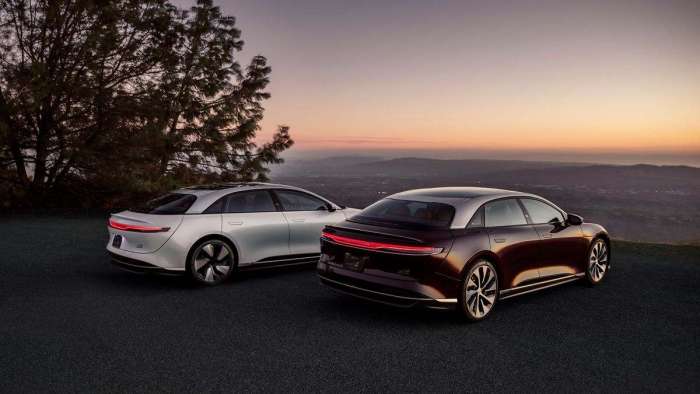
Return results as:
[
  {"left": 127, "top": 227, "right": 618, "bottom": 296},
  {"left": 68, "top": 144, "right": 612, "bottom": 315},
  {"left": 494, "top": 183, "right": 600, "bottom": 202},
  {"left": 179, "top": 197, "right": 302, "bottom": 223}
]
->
[{"left": 0, "top": 0, "right": 292, "bottom": 209}]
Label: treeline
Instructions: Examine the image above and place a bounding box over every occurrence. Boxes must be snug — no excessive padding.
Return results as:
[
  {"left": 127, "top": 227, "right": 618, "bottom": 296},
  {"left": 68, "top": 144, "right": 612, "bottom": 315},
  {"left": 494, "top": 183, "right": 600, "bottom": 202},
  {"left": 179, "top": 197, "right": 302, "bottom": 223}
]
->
[{"left": 0, "top": 0, "right": 293, "bottom": 210}]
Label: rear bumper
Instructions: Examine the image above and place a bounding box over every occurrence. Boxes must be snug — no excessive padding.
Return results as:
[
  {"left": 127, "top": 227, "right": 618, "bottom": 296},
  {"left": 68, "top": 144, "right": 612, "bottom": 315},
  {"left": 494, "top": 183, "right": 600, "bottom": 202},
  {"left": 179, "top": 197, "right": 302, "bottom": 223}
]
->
[
  {"left": 317, "top": 262, "right": 457, "bottom": 309},
  {"left": 108, "top": 251, "right": 185, "bottom": 275}
]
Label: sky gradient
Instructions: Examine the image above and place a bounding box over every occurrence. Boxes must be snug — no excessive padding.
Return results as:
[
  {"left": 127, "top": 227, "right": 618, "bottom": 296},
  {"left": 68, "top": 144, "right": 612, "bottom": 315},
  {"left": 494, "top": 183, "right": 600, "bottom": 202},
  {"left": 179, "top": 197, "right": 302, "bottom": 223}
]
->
[{"left": 177, "top": 0, "right": 700, "bottom": 162}]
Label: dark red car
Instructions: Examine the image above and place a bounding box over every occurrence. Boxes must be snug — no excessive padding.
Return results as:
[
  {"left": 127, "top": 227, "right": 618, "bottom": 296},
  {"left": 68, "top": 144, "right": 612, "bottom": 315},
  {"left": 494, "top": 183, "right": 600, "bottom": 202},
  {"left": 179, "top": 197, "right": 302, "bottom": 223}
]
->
[{"left": 317, "top": 187, "right": 610, "bottom": 321}]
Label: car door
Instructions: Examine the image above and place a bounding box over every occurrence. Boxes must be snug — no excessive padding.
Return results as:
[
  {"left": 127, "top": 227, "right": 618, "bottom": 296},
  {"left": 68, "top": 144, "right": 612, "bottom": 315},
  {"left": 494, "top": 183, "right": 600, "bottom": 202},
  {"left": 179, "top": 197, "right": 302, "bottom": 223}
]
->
[
  {"left": 519, "top": 198, "right": 588, "bottom": 278},
  {"left": 220, "top": 190, "right": 290, "bottom": 266},
  {"left": 272, "top": 189, "right": 346, "bottom": 256},
  {"left": 484, "top": 198, "right": 541, "bottom": 288}
]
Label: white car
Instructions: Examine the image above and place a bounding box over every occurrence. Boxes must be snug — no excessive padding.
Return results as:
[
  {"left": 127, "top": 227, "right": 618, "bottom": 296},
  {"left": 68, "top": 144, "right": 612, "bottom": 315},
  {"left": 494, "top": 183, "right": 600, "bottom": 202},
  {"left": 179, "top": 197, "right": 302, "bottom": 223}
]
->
[{"left": 106, "top": 183, "right": 359, "bottom": 285}]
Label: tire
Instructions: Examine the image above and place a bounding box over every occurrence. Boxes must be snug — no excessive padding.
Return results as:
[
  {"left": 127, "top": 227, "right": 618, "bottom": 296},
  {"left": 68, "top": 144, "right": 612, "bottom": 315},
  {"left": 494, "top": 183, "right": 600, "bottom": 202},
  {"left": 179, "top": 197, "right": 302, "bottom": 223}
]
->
[
  {"left": 585, "top": 238, "right": 609, "bottom": 286},
  {"left": 187, "top": 239, "right": 236, "bottom": 286},
  {"left": 458, "top": 259, "right": 499, "bottom": 321}
]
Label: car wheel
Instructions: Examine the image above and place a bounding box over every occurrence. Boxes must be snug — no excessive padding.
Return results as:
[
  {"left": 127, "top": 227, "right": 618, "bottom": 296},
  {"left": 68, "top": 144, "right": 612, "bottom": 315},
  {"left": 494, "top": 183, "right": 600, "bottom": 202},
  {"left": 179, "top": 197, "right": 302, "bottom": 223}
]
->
[
  {"left": 585, "top": 238, "right": 609, "bottom": 285},
  {"left": 188, "top": 239, "right": 235, "bottom": 286},
  {"left": 459, "top": 260, "right": 499, "bottom": 321}
]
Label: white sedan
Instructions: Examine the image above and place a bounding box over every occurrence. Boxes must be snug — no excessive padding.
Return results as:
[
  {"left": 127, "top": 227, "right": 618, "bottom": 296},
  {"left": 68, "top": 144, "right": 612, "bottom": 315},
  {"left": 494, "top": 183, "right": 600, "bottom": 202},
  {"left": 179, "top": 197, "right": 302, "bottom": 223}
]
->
[{"left": 106, "top": 183, "right": 359, "bottom": 285}]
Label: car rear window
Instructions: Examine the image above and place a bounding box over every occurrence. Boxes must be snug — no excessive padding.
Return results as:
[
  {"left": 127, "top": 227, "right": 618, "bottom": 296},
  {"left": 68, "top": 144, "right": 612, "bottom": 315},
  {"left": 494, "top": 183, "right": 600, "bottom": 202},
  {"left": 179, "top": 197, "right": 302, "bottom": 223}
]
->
[
  {"left": 350, "top": 198, "right": 455, "bottom": 229},
  {"left": 130, "top": 193, "right": 196, "bottom": 215}
]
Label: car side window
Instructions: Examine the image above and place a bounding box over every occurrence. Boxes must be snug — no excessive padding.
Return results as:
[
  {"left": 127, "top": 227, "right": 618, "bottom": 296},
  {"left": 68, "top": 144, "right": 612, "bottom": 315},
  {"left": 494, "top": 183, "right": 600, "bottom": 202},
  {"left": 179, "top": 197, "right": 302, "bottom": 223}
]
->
[
  {"left": 484, "top": 199, "right": 528, "bottom": 227},
  {"left": 224, "top": 191, "right": 277, "bottom": 213},
  {"left": 467, "top": 207, "right": 484, "bottom": 228},
  {"left": 203, "top": 197, "right": 225, "bottom": 214},
  {"left": 520, "top": 198, "right": 565, "bottom": 224},
  {"left": 275, "top": 190, "right": 328, "bottom": 211}
]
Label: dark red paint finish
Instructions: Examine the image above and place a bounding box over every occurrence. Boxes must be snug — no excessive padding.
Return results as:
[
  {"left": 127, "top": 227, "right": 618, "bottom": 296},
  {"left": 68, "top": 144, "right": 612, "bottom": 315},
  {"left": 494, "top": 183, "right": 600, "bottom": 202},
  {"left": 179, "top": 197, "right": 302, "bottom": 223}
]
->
[
  {"left": 530, "top": 222, "right": 589, "bottom": 276},
  {"left": 317, "top": 195, "right": 610, "bottom": 308}
]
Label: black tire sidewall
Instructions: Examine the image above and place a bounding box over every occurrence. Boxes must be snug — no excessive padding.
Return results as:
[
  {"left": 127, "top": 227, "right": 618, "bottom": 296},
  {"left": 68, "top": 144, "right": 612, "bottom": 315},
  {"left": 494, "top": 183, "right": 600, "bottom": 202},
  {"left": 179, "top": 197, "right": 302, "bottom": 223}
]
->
[
  {"left": 187, "top": 239, "right": 236, "bottom": 286},
  {"left": 458, "top": 259, "right": 499, "bottom": 322},
  {"left": 585, "top": 238, "right": 609, "bottom": 286}
]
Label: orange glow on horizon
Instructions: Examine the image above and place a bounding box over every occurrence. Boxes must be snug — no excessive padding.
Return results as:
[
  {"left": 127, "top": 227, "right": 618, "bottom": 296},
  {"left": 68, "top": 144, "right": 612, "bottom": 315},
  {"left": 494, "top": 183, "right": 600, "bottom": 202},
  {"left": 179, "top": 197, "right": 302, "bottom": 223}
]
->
[{"left": 223, "top": 0, "right": 700, "bottom": 156}]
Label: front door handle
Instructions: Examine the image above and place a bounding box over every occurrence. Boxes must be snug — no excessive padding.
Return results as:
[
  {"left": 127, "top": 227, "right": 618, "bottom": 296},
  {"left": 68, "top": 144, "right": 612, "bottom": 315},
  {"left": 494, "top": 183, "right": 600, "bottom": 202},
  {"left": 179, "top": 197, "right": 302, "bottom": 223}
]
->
[
  {"left": 228, "top": 221, "right": 243, "bottom": 226},
  {"left": 290, "top": 218, "right": 305, "bottom": 223},
  {"left": 494, "top": 238, "right": 506, "bottom": 243}
]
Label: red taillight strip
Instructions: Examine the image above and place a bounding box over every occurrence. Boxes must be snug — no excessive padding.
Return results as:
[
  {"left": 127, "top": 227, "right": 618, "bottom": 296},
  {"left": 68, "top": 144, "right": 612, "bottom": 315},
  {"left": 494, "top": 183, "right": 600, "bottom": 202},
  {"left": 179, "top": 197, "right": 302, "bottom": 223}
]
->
[
  {"left": 108, "top": 219, "right": 170, "bottom": 233},
  {"left": 321, "top": 231, "right": 441, "bottom": 255}
]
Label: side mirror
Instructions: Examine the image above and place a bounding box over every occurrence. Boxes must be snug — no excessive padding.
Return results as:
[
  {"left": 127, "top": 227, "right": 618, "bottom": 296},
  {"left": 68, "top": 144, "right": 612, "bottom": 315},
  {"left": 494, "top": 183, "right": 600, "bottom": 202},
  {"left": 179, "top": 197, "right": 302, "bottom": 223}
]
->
[
  {"left": 320, "top": 204, "right": 336, "bottom": 212},
  {"left": 567, "top": 213, "right": 583, "bottom": 225},
  {"left": 548, "top": 217, "right": 565, "bottom": 227}
]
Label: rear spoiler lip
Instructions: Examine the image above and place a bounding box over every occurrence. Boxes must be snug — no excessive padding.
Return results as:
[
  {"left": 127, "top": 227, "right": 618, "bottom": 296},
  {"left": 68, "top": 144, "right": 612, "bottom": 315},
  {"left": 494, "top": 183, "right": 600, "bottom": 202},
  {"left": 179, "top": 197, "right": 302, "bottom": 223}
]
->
[
  {"left": 111, "top": 213, "right": 151, "bottom": 224},
  {"left": 108, "top": 218, "right": 171, "bottom": 233},
  {"left": 323, "top": 224, "right": 425, "bottom": 244}
]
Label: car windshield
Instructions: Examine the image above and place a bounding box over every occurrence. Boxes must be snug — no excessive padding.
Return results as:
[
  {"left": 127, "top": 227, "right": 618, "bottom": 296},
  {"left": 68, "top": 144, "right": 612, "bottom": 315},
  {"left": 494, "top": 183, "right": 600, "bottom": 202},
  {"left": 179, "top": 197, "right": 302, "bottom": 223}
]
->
[
  {"left": 350, "top": 198, "right": 455, "bottom": 229},
  {"left": 130, "top": 193, "right": 196, "bottom": 215}
]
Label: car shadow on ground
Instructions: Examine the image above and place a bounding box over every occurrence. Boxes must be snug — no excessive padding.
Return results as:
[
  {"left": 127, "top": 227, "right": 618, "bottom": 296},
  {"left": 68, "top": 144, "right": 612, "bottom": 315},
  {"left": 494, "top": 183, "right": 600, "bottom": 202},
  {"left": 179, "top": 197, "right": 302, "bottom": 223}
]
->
[
  {"left": 310, "top": 278, "right": 595, "bottom": 327},
  {"left": 88, "top": 263, "right": 195, "bottom": 290},
  {"left": 91, "top": 258, "right": 595, "bottom": 327},
  {"left": 89, "top": 261, "right": 320, "bottom": 290}
]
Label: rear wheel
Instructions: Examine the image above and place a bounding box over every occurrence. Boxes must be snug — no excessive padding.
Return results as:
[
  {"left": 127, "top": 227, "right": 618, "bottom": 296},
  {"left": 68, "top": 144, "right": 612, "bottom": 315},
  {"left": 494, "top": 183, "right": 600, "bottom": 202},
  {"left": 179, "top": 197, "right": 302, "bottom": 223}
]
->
[
  {"left": 458, "top": 260, "right": 499, "bottom": 321},
  {"left": 188, "top": 239, "right": 235, "bottom": 286},
  {"left": 585, "top": 238, "right": 609, "bottom": 285}
]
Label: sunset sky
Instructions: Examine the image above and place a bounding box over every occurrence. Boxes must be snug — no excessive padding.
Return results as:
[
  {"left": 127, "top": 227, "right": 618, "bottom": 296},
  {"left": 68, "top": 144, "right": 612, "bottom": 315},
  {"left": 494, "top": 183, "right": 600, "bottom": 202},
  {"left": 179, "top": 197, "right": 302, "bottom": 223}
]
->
[{"left": 177, "top": 0, "right": 700, "bottom": 162}]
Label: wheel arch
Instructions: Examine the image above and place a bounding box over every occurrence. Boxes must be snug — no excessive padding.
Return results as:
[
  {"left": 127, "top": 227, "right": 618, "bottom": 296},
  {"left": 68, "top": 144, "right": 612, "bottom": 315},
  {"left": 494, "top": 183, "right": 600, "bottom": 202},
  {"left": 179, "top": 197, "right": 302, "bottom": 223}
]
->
[
  {"left": 185, "top": 234, "right": 240, "bottom": 270},
  {"left": 596, "top": 231, "right": 611, "bottom": 245},
  {"left": 591, "top": 232, "right": 611, "bottom": 264},
  {"left": 459, "top": 250, "right": 504, "bottom": 289}
]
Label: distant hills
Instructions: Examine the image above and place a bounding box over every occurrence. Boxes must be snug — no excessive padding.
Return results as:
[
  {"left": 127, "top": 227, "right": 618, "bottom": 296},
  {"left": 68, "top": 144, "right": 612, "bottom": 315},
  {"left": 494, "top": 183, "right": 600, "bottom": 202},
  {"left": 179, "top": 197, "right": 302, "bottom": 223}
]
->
[{"left": 272, "top": 156, "right": 700, "bottom": 245}]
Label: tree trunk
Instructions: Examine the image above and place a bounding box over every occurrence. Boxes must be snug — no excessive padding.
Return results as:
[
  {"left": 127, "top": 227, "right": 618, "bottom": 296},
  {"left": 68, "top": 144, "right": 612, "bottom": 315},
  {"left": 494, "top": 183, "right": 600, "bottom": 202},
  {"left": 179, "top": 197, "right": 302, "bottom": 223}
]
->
[{"left": 0, "top": 89, "right": 29, "bottom": 186}]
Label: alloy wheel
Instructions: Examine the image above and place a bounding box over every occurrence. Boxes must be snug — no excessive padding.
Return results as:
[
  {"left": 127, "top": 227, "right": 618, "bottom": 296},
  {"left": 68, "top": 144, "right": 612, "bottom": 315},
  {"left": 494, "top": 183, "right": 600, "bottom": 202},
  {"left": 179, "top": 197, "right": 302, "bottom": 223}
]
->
[
  {"left": 192, "top": 241, "right": 234, "bottom": 284},
  {"left": 464, "top": 262, "right": 498, "bottom": 319},
  {"left": 588, "top": 239, "right": 608, "bottom": 283}
]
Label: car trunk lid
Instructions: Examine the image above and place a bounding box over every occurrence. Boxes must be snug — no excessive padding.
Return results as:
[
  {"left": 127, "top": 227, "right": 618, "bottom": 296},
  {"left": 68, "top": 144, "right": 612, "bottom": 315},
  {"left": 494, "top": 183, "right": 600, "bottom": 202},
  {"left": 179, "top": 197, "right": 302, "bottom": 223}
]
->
[
  {"left": 108, "top": 211, "right": 184, "bottom": 253},
  {"left": 321, "top": 222, "right": 453, "bottom": 278}
]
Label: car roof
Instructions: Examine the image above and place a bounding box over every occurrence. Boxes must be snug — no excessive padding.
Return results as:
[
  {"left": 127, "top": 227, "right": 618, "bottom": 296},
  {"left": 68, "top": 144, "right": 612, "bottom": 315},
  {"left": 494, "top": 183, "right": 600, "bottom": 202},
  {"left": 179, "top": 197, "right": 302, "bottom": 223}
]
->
[
  {"left": 182, "top": 182, "right": 277, "bottom": 191},
  {"left": 175, "top": 182, "right": 293, "bottom": 195},
  {"left": 391, "top": 187, "right": 521, "bottom": 199},
  {"left": 386, "top": 187, "right": 560, "bottom": 229},
  {"left": 176, "top": 182, "right": 339, "bottom": 213}
]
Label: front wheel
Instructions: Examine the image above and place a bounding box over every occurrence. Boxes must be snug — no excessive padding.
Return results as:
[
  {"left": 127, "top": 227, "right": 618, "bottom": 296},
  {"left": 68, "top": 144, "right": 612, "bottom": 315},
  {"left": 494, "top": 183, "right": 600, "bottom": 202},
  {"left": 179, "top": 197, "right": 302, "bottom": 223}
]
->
[
  {"left": 188, "top": 239, "right": 235, "bottom": 286},
  {"left": 585, "top": 238, "right": 609, "bottom": 285},
  {"left": 458, "top": 260, "right": 499, "bottom": 321}
]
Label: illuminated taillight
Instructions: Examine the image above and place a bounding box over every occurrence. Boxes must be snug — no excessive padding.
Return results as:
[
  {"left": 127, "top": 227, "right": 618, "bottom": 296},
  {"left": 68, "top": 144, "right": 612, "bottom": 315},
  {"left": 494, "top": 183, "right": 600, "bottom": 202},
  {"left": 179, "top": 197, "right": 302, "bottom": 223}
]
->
[
  {"left": 108, "top": 219, "right": 170, "bottom": 233},
  {"left": 321, "top": 231, "right": 442, "bottom": 255}
]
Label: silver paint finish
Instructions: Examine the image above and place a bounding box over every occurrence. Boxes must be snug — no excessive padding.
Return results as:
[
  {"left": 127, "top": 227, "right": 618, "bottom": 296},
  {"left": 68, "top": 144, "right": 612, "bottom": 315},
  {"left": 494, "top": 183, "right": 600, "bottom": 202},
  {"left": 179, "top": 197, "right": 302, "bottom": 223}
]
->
[
  {"left": 385, "top": 187, "right": 563, "bottom": 229},
  {"left": 184, "top": 183, "right": 344, "bottom": 214},
  {"left": 283, "top": 209, "right": 347, "bottom": 255},
  {"left": 108, "top": 212, "right": 184, "bottom": 253},
  {"left": 222, "top": 211, "right": 290, "bottom": 266},
  {"left": 107, "top": 184, "right": 355, "bottom": 272}
]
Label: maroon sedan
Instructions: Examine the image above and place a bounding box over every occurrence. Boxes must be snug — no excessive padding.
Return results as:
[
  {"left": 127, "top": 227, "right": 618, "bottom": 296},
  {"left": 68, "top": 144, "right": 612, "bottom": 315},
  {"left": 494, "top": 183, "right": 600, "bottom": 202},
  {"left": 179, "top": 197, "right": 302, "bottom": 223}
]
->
[{"left": 317, "top": 187, "right": 610, "bottom": 321}]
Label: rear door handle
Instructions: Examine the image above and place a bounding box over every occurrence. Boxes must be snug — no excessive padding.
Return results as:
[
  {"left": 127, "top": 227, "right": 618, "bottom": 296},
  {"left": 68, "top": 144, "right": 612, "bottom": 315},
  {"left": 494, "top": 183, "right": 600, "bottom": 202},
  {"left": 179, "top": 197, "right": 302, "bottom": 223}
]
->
[
  {"left": 290, "top": 218, "right": 305, "bottom": 223},
  {"left": 494, "top": 238, "right": 506, "bottom": 243},
  {"left": 228, "top": 221, "right": 243, "bottom": 226},
  {"left": 541, "top": 234, "right": 552, "bottom": 239}
]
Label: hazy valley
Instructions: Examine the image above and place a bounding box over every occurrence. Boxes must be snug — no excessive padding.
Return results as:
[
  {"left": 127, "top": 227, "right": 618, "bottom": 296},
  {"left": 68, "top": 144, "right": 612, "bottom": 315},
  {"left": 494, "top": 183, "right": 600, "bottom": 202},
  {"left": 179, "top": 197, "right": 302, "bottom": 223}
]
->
[{"left": 272, "top": 157, "right": 700, "bottom": 245}]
